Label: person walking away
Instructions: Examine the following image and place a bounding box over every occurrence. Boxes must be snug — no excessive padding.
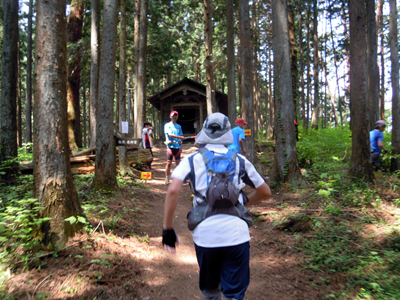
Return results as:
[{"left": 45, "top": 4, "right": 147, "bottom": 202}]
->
[
  {"left": 162, "top": 112, "right": 271, "bottom": 300},
  {"left": 164, "top": 111, "right": 186, "bottom": 184},
  {"left": 142, "top": 121, "right": 154, "bottom": 171},
  {"left": 228, "top": 118, "right": 247, "bottom": 155},
  {"left": 370, "top": 120, "right": 388, "bottom": 171}
]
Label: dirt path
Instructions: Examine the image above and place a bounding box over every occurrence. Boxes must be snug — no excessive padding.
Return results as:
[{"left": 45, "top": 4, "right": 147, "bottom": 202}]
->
[
  {"left": 4, "top": 143, "right": 332, "bottom": 299},
  {"left": 132, "top": 143, "right": 326, "bottom": 300},
  {"left": 132, "top": 143, "right": 203, "bottom": 299}
]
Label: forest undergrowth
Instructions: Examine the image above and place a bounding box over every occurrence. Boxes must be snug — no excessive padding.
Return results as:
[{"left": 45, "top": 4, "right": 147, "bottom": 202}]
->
[{"left": 0, "top": 125, "right": 399, "bottom": 299}]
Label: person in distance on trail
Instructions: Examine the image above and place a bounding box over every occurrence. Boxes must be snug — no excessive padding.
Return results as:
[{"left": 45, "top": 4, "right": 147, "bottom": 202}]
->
[
  {"left": 162, "top": 112, "right": 271, "bottom": 300},
  {"left": 164, "top": 111, "right": 186, "bottom": 185},
  {"left": 227, "top": 118, "right": 247, "bottom": 155},
  {"left": 142, "top": 121, "right": 155, "bottom": 171},
  {"left": 370, "top": 120, "right": 388, "bottom": 171}
]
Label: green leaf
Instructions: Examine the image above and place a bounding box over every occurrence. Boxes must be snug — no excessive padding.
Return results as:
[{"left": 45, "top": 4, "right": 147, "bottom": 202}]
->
[
  {"left": 318, "top": 189, "right": 331, "bottom": 197},
  {"left": 0, "top": 224, "right": 7, "bottom": 233},
  {"left": 64, "top": 216, "right": 77, "bottom": 224},
  {"left": 77, "top": 216, "right": 87, "bottom": 224}
]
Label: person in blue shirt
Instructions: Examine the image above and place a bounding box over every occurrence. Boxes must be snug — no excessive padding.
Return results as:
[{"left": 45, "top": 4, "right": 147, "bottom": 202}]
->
[
  {"left": 228, "top": 118, "right": 247, "bottom": 155},
  {"left": 370, "top": 120, "right": 387, "bottom": 171},
  {"left": 164, "top": 111, "right": 186, "bottom": 184}
]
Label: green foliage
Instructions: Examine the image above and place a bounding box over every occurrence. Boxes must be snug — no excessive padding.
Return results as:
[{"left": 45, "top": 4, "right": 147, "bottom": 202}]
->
[
  {"left": 297, "top": 125, "right": 352, "bottom": 172},
  {"left": 0, "top": 198, "right": 50, "bottom": 268},
  {"left": 298, "top": 219, "right": 400, "bottom": 299}
]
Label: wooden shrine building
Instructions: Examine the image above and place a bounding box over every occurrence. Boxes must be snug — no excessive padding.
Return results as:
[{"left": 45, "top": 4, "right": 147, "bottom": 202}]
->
[{"left": 147, "top": 77, "right": 228, "bottom": 137}]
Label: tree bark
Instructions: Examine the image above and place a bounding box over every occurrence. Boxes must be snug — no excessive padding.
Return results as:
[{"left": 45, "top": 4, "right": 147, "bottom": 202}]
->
[
  {"left": 299, "top": 9, "right": 305, "bottom": 129},
  {"left": 270, "top": 0, "right": 302, "bottom": 184},
  {"left": 267, "top": 47, "right": 274, "bottom": 139},
  {"left": 118, "top": 0, "right": 133, "bottom": 176},
  {"left": 348, "top": 0, "right": 374, "bottom": 182},
  {"left": 377, "top": 0, "right": 385, "bottom": 120},
  {"left": 288, "top": 4, "right": 298, "bottom": 123},
  {"left": 204, "top": 0, "right": 216, "bottom": 115},
  {"left": 1, "top": 0, "right": 18, "bottom": 172},
  {"left": 319, "top": 50, "right": 338, "bottom": 127},
  {"left": 305, "top": 3, "right": 311, "bottom": 130},
  {"left": 17, "top": 39, "right": 22, "bottom": 148},
  {"left": 227, "top": 0, "right": 236, "bottom": 125},
  {"left": 342, "top": 0, "right": 351, "bottom": 123},
  {"left": 34, "top": 0, "right": 84, "bottom": 245},
  {"left": 389, "top": 0, "right": 400, "bottom": 171},
  {"left": 328, "top": 0, "right": 342, "bottom": 125},
  {"left": 134, "top": 0, "right": 149, "bottom": 138},
  {"left": 366, "top": 0, "right": 379, "bottom": 131},
  {"left": 25, "top": 0, "right": 34, "bottom": 145},
  {"left": 90, "top": 0, "right": 100, "bottom": 148},
  {"left": 93, "top": 0, "right": 119, "bottom": 191},
  {"left": 311, "top": 0, "right": 319, "bottom": 129},
  {"left": 239, "top": 0, "right": 255, "bottom": 162},
  {"left": 67, "top": 0, "right": 85, "bottom": 150}
]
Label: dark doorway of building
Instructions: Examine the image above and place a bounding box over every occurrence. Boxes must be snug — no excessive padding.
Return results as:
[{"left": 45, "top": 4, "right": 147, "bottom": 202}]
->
[{"left": 176, "top": 108, "right": 196, "bottom": 135}]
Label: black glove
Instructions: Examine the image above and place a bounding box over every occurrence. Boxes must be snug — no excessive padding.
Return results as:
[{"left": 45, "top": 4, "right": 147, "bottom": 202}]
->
[{"left": 162, "top": 229, "right": 178, "bottom": 248}]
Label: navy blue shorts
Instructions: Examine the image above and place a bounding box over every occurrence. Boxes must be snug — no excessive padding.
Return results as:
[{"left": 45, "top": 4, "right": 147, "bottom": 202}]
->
[{"left": 194, "top": 242, "right": 250, "bottom": 300}]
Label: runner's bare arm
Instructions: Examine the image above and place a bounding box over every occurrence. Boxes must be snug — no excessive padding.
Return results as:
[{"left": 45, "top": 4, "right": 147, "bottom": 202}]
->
[
  {"left": 239, "top": 138, "right": 246, "bottom": 153},
  {"left": 245, "top": 183, "right": 271, "bottom": 206},
  {"left": 163, "top": 178, "right": 184, "bottom": 229},
  {"left": 167, "top": 133, "right": 186, "bottom": 140}
]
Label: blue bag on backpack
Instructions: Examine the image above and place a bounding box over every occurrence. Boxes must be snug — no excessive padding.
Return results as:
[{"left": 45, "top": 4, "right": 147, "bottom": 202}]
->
[{"left": 187, "top": 148, "right": 253, "bottom": 231}]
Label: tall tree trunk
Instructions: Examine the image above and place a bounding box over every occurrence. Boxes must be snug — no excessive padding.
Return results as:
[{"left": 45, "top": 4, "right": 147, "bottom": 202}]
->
[
  {"left": 270, "top": 0, "right": 302, "bottom": 184},
  {"left": 267, "top": 47, "right": 274, "bottom": 139},
  {"left": 239, "top": 0, "right": 255, "bottom": 162},
  {"left": 204, "top": 0, "right": 215, "bottom": 114},
  {"left": 83, "top": 79, "right": 87, "bottom": 148},
  {"left": 93, "top": 0, "right": 119, "bottom": 191},
  {"left": 305, "top": 3, "right": 311, "bottom": 130},
  {"left": 118, "top": 0, "right": 133, "bottom": 176},
  {"left": 366, "top": 0, "right": 379, "bottom": 130},
  {"left": 378, "top": 0, "right": 385, "bottom": 120},
  {"left": 348, "top": 0, "right": 374, "bottom": 182},
  {"left": 311, "top": 0, "right": 319, "bottom": 129},
  {"left": 67, "top": 0, "right": 85, "bottom": 150},
  {"left": 25, "top": 0, "right": 34, "bottom": 146},
  {"left": 137, "top": 0, "right": 149, "bottom": 137},
  {"left": 319, "top": 50, "right": 338, "bottom": 127},
  {"left": 299, "top": 9, "right": 305, "bottom": 129},
  {"left": 90, "top": 0, "right": 100, "bottom": 148},
  {"left": 288, "top": 4, "right": 298, "bottom": 123},
  {"left": 389, "top": 0, "right": 400, "bottom": 171},
  {"left": 342, "top": 0, "right": 351, "bottom": 122},
  {"left": 1, "top": 0, "right": 18, "bottom": 175},
  {"left": 34, "top": 0, "right": 83, "bottom": 245},
  {"left": 17, "top": 39, "right": 22, "bottom": 148},
  {"left": 134, "top": 0, "right": 149, "bottom": 138},
  {"left": 328, "top": 0, "right": 342, "bottom": 125},
  {"left": 227, "top": 0, "right": 236, "bottom": 125}
]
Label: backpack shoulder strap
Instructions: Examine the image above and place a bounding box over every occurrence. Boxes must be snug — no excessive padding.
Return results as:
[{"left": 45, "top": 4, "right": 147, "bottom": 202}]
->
[
  {"left": 197, "top": 147, "right": 210, "bottom": 166},
  {"left": 188, "top": 150, "right": 206, "bottom": 200}
]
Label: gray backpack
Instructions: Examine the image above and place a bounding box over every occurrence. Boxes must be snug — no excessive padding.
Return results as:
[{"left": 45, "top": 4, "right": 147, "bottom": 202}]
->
[{"left": 186, "top": 148, "right": 253, "bottom": 231}]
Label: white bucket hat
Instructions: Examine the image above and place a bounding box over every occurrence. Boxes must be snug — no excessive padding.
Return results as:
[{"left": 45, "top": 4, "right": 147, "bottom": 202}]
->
[{"left": 195, "top": 113, "right": 233, "bottom": 146}]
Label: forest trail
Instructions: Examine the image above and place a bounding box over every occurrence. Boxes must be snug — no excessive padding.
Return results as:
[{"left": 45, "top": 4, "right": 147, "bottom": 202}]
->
[
  {"left": 131, "top": 143, "right": 325, "bottom": 300},
  {"left": 4, "top": 143, "right": 334, "bottom": 300}
]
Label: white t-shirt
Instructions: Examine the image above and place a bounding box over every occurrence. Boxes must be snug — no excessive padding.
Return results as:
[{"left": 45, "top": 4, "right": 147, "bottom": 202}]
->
[
  {"left": 171, "top": 144, "right": 265, "bottom": 248},
  {"left": 142, "top": 128, "right": 153, "bottom": 148}
]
